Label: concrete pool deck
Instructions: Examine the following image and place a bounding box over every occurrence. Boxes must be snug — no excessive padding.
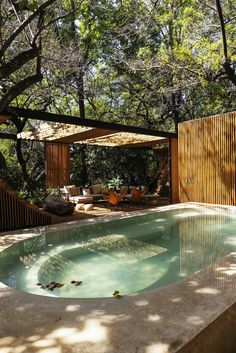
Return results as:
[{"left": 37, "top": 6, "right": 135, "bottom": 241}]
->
[{"left": 1, "top": 203, "right": 236, "bottom": 353}]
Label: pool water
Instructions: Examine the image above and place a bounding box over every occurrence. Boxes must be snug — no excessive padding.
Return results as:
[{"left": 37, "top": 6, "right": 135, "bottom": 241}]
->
[{"left": 1, "top": 206, "right": 236, "bottom": 298}]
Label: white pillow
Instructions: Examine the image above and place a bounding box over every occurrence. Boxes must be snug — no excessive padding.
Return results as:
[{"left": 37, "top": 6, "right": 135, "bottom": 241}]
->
[
  {"left": 84, "top": 204, "right": 94, "bottom": 211},
  {"left": 82, "top": 188, "right": 91, "bottom": 196}
]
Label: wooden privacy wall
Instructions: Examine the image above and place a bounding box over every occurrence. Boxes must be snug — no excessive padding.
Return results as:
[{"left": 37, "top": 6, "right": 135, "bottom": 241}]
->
[
  {"left": 170, "top": 138, "right": 179, "bottom": 203},
  {"left": 45, "top": 142, "right": 70, "bottom": 188},
  {"left": 0, "top": 180, "right": 52, "bottom": 232},
  {"left": 179, "top": 111, "right": 236, "bottom": 205}
]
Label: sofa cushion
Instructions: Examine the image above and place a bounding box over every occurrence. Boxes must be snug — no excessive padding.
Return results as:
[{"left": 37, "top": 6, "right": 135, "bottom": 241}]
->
[
  {"left": 84, "top": 203, "right": 94, "bottom": 211},
  {"left": 91, "top": 184, "right": 102, "bottom": 194},
  {"left": 82, "top": 188, "right": 91, "bottom": 196},
  {"left": 65, "top": 185, "right": 78, "bottom": 197},
  {"left": 120, "top": 185, "right": 128, "bottom": 194},
  {"left": 101, "top": 187, "right": 109, "bottom": 194}
]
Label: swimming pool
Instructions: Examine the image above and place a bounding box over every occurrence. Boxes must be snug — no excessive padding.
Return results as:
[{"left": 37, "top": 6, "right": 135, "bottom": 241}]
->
[{"left": 0, "top": 205, "right": 236, "bottom": 298}]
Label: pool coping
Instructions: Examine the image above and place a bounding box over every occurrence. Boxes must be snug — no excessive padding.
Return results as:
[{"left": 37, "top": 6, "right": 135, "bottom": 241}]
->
[{"left": 0, "top": 202, "right": 236, "bottom": 353}]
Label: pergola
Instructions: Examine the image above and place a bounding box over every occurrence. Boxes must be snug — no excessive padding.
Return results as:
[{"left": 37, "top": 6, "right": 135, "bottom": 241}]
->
[{"left": 0, "top": 107, "right": 179, "bottom": 202}]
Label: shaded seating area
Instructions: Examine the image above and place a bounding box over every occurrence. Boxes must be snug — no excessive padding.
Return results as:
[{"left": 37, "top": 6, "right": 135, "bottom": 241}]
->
[
  {"left": 12, "top": 107, "right": 178, "bottom": 206},
  {"left": 60, "top": 183, "right": 159, "bottom": 209},
  {"left": 0, "top": 107, "right": 179, "bottom": 231}
]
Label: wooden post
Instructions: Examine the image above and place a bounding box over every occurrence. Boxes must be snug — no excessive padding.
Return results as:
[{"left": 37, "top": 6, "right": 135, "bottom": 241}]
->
[
  {"left": 45, "top": 142, "right": 70, "bottom": 188},
  {"left": 170, "top": 137, "right": 179, "bottom": 203}
]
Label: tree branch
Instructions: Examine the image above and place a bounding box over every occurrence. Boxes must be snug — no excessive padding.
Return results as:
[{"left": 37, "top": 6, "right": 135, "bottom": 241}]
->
[
  {"left": 215, "top": 0, "right": 228, "bottom": 61},
  {"left": 0, "top": 46, "right": 38, "bottom": 79},
  {"left": 0, "top": 0, "right": 56, "bottom": 59},
  {"left": 0, "top": 72, "right": 43, "bottom": 111}
]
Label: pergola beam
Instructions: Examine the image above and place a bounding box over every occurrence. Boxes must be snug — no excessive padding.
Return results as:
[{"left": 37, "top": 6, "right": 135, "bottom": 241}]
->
[
  {"left": 5, "top": 106, "right": 178, "bottom": 139},
  {"left": 121, "top": 138, "right": 168, "bottom": 148},
  {"left": 0, "top": 132, "right": 17, "bottom": 140}
]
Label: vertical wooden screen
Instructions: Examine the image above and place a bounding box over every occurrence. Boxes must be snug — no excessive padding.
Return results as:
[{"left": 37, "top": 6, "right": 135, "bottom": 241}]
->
[
  {"left": 170, "top": 138, "right": 179, "bottom": 203},
  {"left": 179, "top": 111, "right": 236, "bottom": 205},
  {"left": 0, "top": 180, "right": 52, "bottom": 231},
  {"left": 45, "top": 142, "right": 70, "bottom": 188}
]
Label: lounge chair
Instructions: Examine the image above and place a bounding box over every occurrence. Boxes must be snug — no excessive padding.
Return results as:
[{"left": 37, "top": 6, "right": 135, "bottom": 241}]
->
[
  {"left": 107, "top": 188, "right": 128, "bottom": 206},
  {"left": 130, "top": 187, "right": 147, "bottom": 203}
]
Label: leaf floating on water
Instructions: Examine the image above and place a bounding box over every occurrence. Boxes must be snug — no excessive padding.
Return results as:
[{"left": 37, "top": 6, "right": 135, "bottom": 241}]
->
[
  {"left": 113, "top": 290, "right": 122, "bottom": 298},
  {"left": 113, "top": 290, "right": 120, "bottom": 296},
  {"left": 39, "top": 281, "right": 65, "bottom": 291},
  {"left": 56, "top": 283, "right": 64, "bottom": 288},
  {"left": 71, "top": 280, "right": 83, "bottom": 286},
  {"left": 75, "top": 281, "right": 83, "bottom": 286}
]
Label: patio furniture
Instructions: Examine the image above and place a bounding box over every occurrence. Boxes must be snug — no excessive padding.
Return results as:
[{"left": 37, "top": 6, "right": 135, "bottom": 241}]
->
[
  {"left": 75, "top": 203, "right": 94, "bottom": 212},
  {"left": 129, "top": 187, "right": 147, "bottom": 203},
  {"left": 61, "top": 184, "right": 108, "bottom": 204},
  {"left": 43, "top": 196, "right": 74, "bottom": 216},
  {"left": 107, "top": 188, "right": 128, "bottom": 206},
  {"left": 69, "top": 195, "right": 93, "bottom": 204}
]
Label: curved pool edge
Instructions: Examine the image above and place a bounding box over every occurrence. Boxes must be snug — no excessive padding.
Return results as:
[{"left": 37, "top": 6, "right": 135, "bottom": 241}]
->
[{"left": 1, "top": 203, "right": 236, "bottom": 353}]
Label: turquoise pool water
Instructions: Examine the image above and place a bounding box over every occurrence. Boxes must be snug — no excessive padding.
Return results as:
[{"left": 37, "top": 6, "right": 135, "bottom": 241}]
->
[{"left": 1, "top": 207, "right": 236, "bottom": 298}]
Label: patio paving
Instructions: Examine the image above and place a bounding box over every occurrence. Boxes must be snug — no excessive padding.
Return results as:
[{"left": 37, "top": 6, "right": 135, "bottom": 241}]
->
[{"left": 49, "top": 197, "right": 169, "bottom": 224}]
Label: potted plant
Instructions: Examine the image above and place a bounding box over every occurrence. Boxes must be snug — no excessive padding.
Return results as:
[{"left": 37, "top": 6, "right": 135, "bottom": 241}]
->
[{"left": 107, "top": 176, "right": 123, "bottom": 192}]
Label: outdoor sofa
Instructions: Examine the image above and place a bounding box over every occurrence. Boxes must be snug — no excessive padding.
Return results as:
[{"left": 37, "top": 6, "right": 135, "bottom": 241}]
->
[
  {"left": 61, "top": 184, "right": 159, "bottom": 206},
  {"left": 60, "top": 184, "right": 108, "bottom": 204}
]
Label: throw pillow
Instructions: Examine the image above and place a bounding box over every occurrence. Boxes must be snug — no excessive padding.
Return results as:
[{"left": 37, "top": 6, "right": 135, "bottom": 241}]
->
[
  {"left": 65, "top": 185, "right": 78, "bottom": 197},
  {"left": 91, "top": 184, "right": 102, "bottom": 194},
  {"left": 82, "top": 188, "right": 91, "bottom": 196},
  {"left": 120, "top": 185, "right": 128, "bottom": 194}
]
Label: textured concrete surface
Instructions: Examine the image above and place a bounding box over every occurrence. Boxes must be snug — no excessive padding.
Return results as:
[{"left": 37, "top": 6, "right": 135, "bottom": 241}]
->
[
  {"left": 0, "top": 203, "right": 236, "bottom": 353},
  {"left": 177, "top": 302, "right": 236, "bottom": 353}
]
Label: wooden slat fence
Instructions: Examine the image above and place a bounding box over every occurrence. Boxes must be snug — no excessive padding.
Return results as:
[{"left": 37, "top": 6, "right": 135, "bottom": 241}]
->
[
  {"left": 170, "top": 138, "right": 179, "bottom": 203},
  {"left": 179, "top": 111, "right": 236, "bottom": 205},
  {"left": 0, "top": 180, "right": 52, "bottom": 232},
  {"left": 45, "top": 142, "right": 70, "bottom": 188}
]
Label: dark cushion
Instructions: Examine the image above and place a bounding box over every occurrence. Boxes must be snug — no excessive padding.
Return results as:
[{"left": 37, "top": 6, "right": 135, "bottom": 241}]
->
[{"left": 43, "top": 196, "right": 74, "bottom": 216}]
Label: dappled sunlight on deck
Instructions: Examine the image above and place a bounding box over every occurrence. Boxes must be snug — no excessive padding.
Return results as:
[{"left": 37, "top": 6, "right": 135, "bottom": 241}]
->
[
  {"left": 47, "top": 321, "right": 107, "bottom": 344},
  {"left": 146, "top": 343, "right": 170, "bottom": 353},
  {"left": 195, "top": 287, "right": 221, "bottom": 295}
]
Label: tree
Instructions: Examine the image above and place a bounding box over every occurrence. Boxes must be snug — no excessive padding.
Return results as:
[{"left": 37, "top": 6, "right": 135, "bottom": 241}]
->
[
  {"left": 1, "top": 0, "right": 236, "bottom": 193},
  {"left": 215, "top": 0, "right": 236, "bottom": 85}
]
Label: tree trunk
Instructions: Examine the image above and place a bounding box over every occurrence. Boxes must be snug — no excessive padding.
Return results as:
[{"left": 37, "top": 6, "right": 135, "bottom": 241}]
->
[{"left": 71, "top": 0, "right": 88, "bottom": 184}]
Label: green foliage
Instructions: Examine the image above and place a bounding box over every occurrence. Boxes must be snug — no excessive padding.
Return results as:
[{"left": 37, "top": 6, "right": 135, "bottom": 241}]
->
[
  {"left": 17, "top": 189, "right": 29, "bottom": 199},
  {"left": 70, "top": 145, "right": 158, "bottom": 188},
  {"left": 1, "top": 0, "right": 236, "bottom": 195},
  {"left": 47, "top": 188, "right": 60, "bottom": 196},
  {"left": 107, "top": 176, "right": 123, "bottom": 190},
  {"left": 29, "top": 188, "right": 45, "bottom": 205},
  {"left": 17, "top": 187, "right": 45, "bottom": 205}
]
